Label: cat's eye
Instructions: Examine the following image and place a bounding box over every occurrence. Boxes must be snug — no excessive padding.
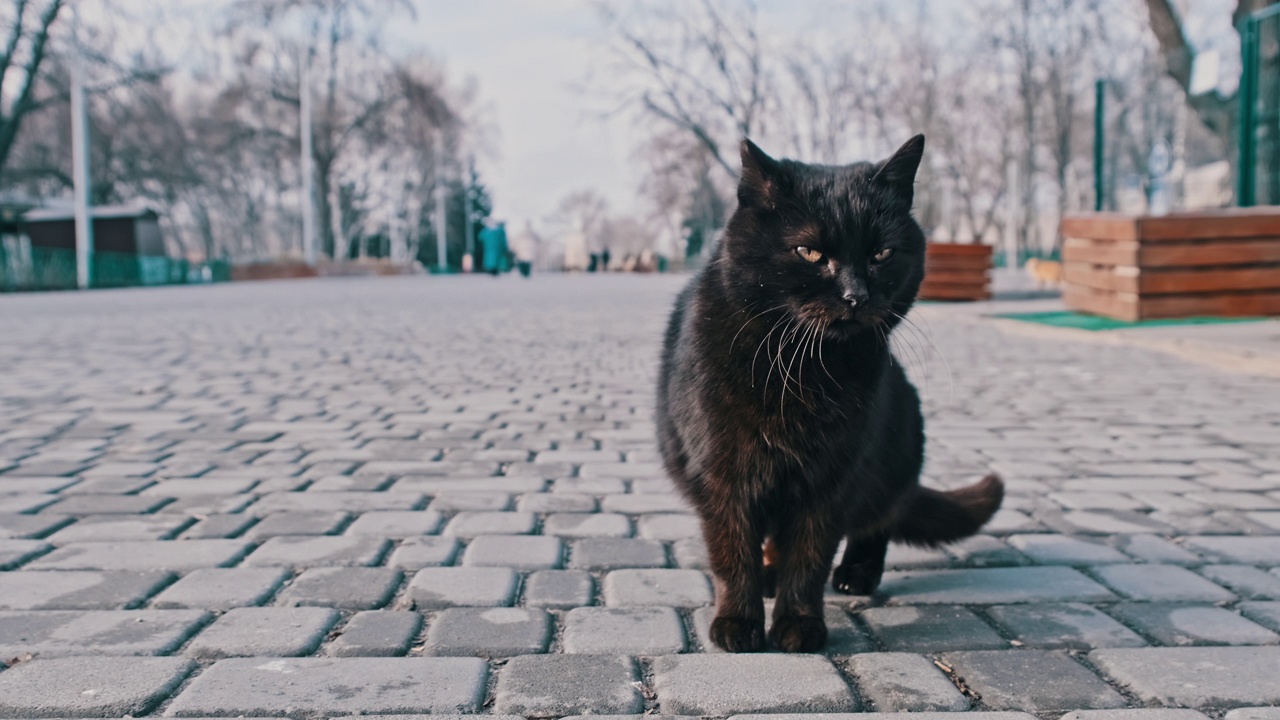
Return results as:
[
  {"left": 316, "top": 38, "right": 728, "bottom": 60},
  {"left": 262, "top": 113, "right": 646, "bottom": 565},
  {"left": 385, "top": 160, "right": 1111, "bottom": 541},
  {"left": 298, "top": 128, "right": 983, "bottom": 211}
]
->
[
  {"left": 795, "top": 246, "right": 825, "bottom": 263},
  {"left": 872, "top": 247, "right": 895, "bottom": 263}
]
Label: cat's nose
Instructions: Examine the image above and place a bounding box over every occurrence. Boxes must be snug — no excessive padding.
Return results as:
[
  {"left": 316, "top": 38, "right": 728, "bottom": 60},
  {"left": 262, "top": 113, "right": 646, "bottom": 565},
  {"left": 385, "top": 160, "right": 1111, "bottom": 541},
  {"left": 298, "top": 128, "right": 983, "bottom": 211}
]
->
[{"left": 843, "top": 291, "right": 868, "bottom": 308}]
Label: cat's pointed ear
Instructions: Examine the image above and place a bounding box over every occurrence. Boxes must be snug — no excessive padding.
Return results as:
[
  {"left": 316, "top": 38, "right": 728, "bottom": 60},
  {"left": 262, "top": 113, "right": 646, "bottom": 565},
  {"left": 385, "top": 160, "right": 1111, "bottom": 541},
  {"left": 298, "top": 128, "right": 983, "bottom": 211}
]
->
[
  {"left": 739, "top": 138, "right": 781, "bottom": 209},
  {"left": 873, "top": 134, "right": 925, "bottom": 200}
]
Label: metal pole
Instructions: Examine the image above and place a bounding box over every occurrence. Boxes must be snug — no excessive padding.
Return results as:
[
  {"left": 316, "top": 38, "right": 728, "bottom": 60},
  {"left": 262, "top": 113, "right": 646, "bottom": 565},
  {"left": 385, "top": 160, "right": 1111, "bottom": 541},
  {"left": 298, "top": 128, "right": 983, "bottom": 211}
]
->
[
  {"left": 1239, "top": 15, "right": 1259, "bottom": 207},
  {"left": 1093, "top": 79, "right": 1105, "bottom": 212},
  {"left": 71, "top": 7, "right": 93, "bottom": 290},
  {"left": 300, "top": 46, "right": 317, "bottom": 263},
  {"left": 435, "top": 182, "right": 448, "bottom": 272}
]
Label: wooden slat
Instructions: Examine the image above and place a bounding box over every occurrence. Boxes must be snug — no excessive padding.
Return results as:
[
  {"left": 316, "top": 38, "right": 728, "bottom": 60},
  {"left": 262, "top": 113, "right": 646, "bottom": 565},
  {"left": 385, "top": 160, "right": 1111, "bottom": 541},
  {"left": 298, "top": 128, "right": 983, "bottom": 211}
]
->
[
  {"left": 919, "top": 282, "right": 991, "bottom": 301},
  {"left": 926, "top": 243, "right": 994, "bottom": 257},
  {"left": 1062, "top": 238, "right": 1139, "bottom": 266},
  {"left": 1137, "top": 208, "right": 1280, "bottom": 241},
  {"left": 1139, "top": 239, "right": 1280, "bottom": 267},
  {"left": 1061, "top": 213, "right": 1140, "bottom": 242},
  {"left": 1139, "top": 290, "right": 1280, "bottom": 319},
  {"left": 924, "top": 269, "right": 990, "bottom": 285},
  {"left": 926, "top": 254, "right": 994, "bottom": 271},
  {"left": 1063, "top": 262, "right": 1139, "bottom": 293},
  {"left": 1139, "top": 266, "right": 1280, "bottom": 294},
  {"left": 1063, "top": 285, "right": 1140, "bottom": 322}
]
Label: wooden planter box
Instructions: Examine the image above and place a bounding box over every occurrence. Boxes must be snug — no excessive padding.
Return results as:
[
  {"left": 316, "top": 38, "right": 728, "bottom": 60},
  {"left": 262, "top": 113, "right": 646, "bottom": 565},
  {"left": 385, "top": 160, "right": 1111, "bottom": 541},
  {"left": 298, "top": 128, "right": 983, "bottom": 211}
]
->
[
  {"left": 1061, "top": 209, "right": 1280, "bottom": 321},
  {"left": 919, "top": 242, "right": 993, "bottom": 301}
]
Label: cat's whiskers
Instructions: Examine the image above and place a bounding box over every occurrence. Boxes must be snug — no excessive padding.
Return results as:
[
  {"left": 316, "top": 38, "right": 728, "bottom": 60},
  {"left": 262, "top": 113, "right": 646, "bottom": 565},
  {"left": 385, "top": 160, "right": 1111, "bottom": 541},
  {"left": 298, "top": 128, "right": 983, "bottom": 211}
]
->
[
  {"left": 729, "top": 303, "right": 787, "bottom": 352},
  {"left": 885, "top": 314, "right": 929, "bottom": 394},
  {"left": 897, "top": 309, "right": 955, "bottom": 403},
  {"left": 752, "top": 313, "right": 791, "bottom": 389}
]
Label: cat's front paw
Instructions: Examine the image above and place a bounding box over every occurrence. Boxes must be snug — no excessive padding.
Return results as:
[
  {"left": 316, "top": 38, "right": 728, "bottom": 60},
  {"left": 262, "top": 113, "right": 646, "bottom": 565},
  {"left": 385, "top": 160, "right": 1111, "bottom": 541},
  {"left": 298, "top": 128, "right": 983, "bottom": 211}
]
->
[
  {"left": 769, "top": 614, "right": 827, "bottom": 652},
  {"left": 709, "top": 615, "right": 766, "bottom": 652},
  {"left": 831, "top": 562, "right": 882, "bottom": 595}
]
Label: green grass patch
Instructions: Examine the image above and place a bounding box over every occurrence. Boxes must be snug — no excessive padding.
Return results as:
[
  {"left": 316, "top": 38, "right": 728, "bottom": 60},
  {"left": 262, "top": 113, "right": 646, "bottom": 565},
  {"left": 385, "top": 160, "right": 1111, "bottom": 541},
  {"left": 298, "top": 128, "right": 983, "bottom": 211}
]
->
[{"left": 992, "top": 311, "right": 1269, "bottom": 332}]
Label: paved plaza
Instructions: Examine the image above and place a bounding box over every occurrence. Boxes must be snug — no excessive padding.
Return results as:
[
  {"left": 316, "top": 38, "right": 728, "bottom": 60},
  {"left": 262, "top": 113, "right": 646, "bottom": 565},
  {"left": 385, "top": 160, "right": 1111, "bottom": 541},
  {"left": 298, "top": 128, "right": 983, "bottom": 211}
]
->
[{"left": 1, "top": 275, "right": 1279, "bottom": 718}]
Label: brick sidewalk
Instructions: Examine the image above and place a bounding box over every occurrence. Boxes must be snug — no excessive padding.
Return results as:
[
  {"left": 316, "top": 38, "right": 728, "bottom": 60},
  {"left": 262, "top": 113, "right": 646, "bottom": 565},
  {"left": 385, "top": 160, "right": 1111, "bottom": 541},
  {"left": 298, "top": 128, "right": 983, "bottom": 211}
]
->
[{"left": 0, "top": 275, "right": 1278, "bottom": 717}]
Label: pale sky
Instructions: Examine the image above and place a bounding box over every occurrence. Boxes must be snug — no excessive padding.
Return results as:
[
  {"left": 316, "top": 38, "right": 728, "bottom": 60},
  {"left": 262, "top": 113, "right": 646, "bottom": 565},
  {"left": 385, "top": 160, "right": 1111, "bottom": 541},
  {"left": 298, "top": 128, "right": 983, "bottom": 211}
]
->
[{"left": 398, "top": 0, "right": 635, "bottom": 226}]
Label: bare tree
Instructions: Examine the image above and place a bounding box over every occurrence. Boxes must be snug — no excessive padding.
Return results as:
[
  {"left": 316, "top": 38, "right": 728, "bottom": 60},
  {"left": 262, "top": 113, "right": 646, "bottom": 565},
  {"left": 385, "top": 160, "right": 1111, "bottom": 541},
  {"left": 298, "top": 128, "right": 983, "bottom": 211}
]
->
[{"left": 0, "top": 0, "right": 63, "bottom": 174}]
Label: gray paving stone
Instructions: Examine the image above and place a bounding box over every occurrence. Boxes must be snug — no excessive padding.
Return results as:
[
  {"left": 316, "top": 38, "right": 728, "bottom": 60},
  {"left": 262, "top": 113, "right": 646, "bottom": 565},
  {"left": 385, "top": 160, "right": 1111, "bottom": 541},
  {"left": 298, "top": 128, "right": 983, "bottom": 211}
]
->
[
  {"left": 1200, "top": 565, "right": 1280, "bottom": 600},
  {"left": 276, "top": 567, "right": 402, "bottom": 609},
  {"left": 0, "top": 609, "right": 209, "bottom": 657},
  {"left": 941, "top": 649, "right": 1125, "bottom": 712},
  {"left": 0, "top": 539, "right": 50, "bottom": 569},
  {"left": 408, "top": 566, "right": 518, "bottom": 608},
  {"left": 0, "top": 494, "right": 59, "bottom": 513},
  {"left": 544, "top": 512, "right": 632, "bottom": 537},
  {"left": 425, "top": 606, "right": 551, "bottom": 656},
  {"left": 463, "top": 534, "right": 563, "bottom": 570},
  {"left": 178, "top": 513, "right": 258, "bottom": 539},
  {"left": 1226, "top": 709, "right": 1280, "bottom": 720},
  {"left": 1183, "top": 536, "right": 1280, "bottom": 565},
  {"left": 524, "top": 569, "right": 594, "bottom": 608},
  {"left": 1060, "top": 710, "right": 1212, "bottom": 720},
  {"left": 243, "top": 535, "right": 390, "bottom": 567},
  {"left": 185, "top": 606, "right": 341, "bottom": 658},
  {"left": 429, "top": 491, "right": 512, "bottom": 511},
  {"left": 345, "top": 510, "right": 443, "bottom": 536},
  {"left": 325, "top": 609, "right": 422, "bottom": 657},
  {"left": 243, "top": 510, "right": 349, "bottom": 539},
  {"left": 0, "top": 512, "right": 73, "bottom": 539},
  {"left": 45, "top": 515, "right": 189, "bottom": 544},
  {"left": 1092, "top": 564, "right": 1237, "bottom": 602},
  {"left": 987, "top": 602, "right": 1147, "bottom": 649},
  {"left": 248, "top": 490, "right": 425, "bottom": 513},
  {"left": 1108, "top": 603, "right": 1280, "bottom": 646},
  {"left": 861, "top": 605, "right": 1008, "bottom": 651},
  {"left": 846, "top": 652, "right": 970, "bottom": 711},
  {"left": 1240, "top": 601, "right": 1280, "bottom": 631},
  {"left": 563, "top": 606, "right": 686, "bottom": 654},
  {"left": 636, "top": 513, "right": 701, "bottom": 541},
  {"left": 553, "top": 477, "right": 627, "bottom": 494},
  {"left": 517, "top": 492, "right": 597, "bottom": 512},
  {"left": 653, "top": 654, "right": 858, "bottom": 715},
  {"left": 571, "top": 537, "right": 667, "bottom": 569},
  {"left": 166, "top": 657, "right": 489, "bottom": 715},
  {"left": 673, "top": 537, "right": 708, "bottom": 568},
  {"left": 387, "top": 535, "right": 460, "bottom": 569},
  {"left": 1112, "top": 534, "right": 1203, "bottom": 565},
  {"left": 1090, "top": 646, "right": 1280, "bottom": 705},
  {"left": 603, "top": 568, "right": 712, "bottom": 607},
  {"left": 150, "top": 567, "right": 289, "bottom": 610},
  {"left": 494, "top": 654, "right": 643, "bottom": 716},
  {"left": 27, "top": 539, "right": 252, "bottom": 572},
  {"left": 443, "top": 511, "right": 536, "bottom": 537},
  {"left": 601, "top": 493, "right": 690, "bottom": 514},
  {"left": 881, "top": 566, "right": 1117, "bottom": 605},
  {"left": 45, "top": 493, "right": 171, "bottom": 515},
  {"left": 1007, "top": 534, "right": 1130, "bottom": 564},
  {"left": 0, "top": 656, "right": 194, "bottom": 717},
  {"left": 0, "top": 570, "right": 174, "bottom": 610}
]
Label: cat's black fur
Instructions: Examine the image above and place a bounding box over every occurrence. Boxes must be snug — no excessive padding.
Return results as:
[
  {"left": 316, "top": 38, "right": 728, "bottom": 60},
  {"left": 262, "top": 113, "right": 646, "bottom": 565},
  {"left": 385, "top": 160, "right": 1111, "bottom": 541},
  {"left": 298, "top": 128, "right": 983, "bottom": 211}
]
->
[{"left": 656, "top": 135, "right": 1003, "bottom": 653}]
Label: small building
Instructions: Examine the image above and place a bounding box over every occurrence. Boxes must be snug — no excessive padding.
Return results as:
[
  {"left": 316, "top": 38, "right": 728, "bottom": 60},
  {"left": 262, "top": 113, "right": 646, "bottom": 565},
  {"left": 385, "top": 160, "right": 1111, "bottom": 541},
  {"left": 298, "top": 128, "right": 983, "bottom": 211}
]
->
[{"left": 12, "top": 202, "right": 167, "bottom": 289}]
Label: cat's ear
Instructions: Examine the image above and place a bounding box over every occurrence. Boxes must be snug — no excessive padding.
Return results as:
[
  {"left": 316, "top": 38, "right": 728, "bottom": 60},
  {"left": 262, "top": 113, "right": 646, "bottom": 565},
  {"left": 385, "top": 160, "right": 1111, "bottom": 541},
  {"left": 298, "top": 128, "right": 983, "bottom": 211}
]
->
[
  {"left": 873, "top": 134, "right": 925, "bottom": 200},
  {"left": 739, "top": 138, "right": 781, "bottom": 209}
]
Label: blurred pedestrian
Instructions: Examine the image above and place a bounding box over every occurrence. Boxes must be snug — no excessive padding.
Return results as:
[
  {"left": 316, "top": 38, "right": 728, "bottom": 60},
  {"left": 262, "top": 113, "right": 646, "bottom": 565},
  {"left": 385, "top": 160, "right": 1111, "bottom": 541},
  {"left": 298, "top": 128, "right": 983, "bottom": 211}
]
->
[{"left": 479, "top": 221, "right": 510, "bottom": 276}]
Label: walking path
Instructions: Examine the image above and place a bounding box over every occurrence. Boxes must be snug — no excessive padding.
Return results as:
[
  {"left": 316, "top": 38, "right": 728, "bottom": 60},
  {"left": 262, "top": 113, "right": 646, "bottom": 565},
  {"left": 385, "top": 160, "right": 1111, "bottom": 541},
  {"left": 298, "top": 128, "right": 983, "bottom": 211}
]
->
[{"left": 0, "top": 275, "right": 1278, "bottom": 718}]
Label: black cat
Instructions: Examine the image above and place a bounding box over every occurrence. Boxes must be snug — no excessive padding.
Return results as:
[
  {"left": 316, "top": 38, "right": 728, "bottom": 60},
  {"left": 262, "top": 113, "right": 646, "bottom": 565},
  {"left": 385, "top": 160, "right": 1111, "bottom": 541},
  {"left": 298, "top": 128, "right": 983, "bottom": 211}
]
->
[{"left": 656, "top": 135, "right": 1003, "bottom": 653}]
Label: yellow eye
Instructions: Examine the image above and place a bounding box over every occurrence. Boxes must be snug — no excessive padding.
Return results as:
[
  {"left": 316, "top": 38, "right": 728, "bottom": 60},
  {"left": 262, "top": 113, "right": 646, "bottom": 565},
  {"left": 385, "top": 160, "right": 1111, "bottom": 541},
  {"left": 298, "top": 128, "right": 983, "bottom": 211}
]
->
[
  {"left": 873, "top": 247, "right": 894, "bottom": 263},
  {"left": 796, "top": 246, "right": 825, "bottom": 263}
]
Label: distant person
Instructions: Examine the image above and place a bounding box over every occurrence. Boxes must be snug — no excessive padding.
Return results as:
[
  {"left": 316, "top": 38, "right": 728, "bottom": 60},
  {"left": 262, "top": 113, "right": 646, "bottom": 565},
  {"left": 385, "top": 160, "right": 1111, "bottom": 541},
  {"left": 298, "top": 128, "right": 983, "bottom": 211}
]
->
[
  {"left": 563, "top": 231, "right": 588, "bottom": 271},
  {"left": 479, "top": 221, "right": 510, "bottom": 276},
  {"left": 512, "top": 221, "right": 538, "bottom": 278},
  {"left": 601, "top": 247, "right": 612, "bottom": 271}
]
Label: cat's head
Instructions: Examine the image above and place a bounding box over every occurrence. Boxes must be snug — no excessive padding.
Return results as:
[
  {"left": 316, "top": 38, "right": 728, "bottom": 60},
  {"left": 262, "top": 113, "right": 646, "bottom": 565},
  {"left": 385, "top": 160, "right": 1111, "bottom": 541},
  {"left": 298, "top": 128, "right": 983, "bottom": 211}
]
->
[{"left": 720, "top": 135, "right": 927, "bottom": 339}]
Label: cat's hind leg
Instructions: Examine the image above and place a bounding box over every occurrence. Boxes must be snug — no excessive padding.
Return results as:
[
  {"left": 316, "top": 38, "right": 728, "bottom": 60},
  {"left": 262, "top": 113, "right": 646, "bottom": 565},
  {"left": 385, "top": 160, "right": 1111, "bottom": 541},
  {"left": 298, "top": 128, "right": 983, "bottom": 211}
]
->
[{"left": 831, "top": 531, "right": 889, "bottom": 595}]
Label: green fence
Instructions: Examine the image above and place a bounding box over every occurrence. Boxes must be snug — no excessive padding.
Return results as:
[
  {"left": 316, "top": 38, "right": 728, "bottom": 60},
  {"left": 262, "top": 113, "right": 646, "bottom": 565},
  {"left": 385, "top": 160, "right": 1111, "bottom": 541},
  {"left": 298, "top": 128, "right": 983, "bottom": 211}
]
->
[
  {"left": 1238, "top": 4, "right": 1280, "bottom": 206},
  {"left": 0, "top": 246, "right": 230, "bottom": 292}
]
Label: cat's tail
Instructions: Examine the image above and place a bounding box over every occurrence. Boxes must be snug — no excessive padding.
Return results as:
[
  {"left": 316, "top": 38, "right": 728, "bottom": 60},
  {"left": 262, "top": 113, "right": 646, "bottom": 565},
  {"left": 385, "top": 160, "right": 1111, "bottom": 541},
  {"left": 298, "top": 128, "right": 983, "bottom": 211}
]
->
[{"left": 891, "top": 473, "right": 1004, "bottom": 548}]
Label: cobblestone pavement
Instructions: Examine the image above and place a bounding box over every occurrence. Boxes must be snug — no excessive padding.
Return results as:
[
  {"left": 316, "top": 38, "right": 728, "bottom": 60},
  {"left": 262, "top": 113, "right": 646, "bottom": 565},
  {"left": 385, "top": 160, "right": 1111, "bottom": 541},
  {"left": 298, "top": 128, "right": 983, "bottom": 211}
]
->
[{"left": 1, "top": 275, "right": 1279, "bottom": 719}]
